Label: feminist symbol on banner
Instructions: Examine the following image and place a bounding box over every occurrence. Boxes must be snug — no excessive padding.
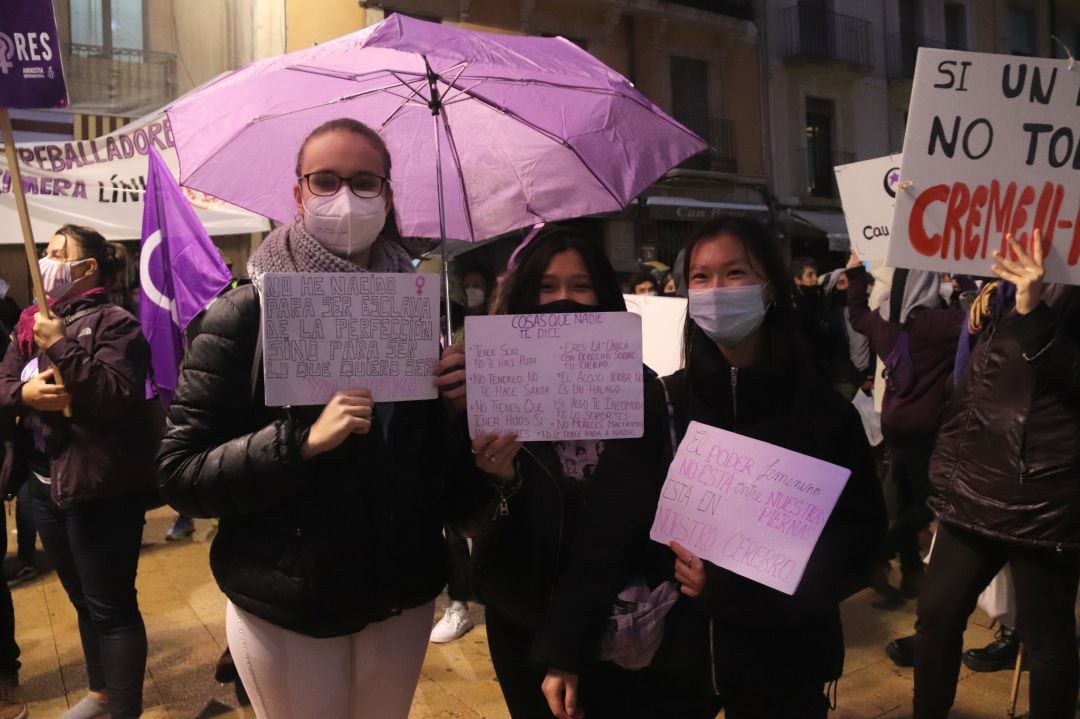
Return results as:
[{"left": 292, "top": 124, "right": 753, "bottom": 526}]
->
[
  {"left": 139, "top": 230, "right": 180, "bottom": 326},
  {"left": 0, "top": 35, "right": 15, "bottom": 75},
  {"left": 415, "top": 276, "right": 426, "bottom": 296}
]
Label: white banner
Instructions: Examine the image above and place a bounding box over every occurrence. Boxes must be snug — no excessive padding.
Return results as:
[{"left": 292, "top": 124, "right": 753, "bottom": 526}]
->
[
  {"left": 834, "top": 154, "right": 902, "bottom": 261},
  {"left": 0, "top": 112, "right": 269, "bottom": 243},
  {"left": 888, "top": 48, "right": 1080, "bottom": 284}
]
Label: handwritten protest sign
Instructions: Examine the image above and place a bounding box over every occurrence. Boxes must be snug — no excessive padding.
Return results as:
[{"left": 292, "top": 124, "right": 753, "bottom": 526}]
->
[
  {"left": 834, "top": 153, "right": 902, "bottom": 261},
  {"left": 465, "top": 312, "right": 644, "bottom": 441},
  {"left": 649, "top": 421, "right": 850, "bottom": 595},
  {"left": 261, "top": 272, "right": 440, "bottom": 406},
  {"left": 888, "top": 48, "right": 1080, "bottom": 284}
]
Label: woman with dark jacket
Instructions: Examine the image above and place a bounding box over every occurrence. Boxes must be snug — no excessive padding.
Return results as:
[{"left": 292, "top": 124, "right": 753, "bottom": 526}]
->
[
  {"left": 457, "top": 225, "right": 641, "bottom": 718},
  {"left": 0, "top": 224, "right": 154, "bottom": 719},
  {"left": 156, "top": 118, "right": 472, "bottom": 719},
  {"left": 914, "top": 231, "right": 1080, "bottom": 719},
  {"left": 537, "top": 218, "right": 887, "bottom": 719},
  {"left": 845, "top": 253, "right": 965, "bottom": 597}
]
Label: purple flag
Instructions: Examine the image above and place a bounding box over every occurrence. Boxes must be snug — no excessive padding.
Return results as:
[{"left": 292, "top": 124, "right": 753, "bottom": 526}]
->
[
  {"left": 140, "top": 147, "right": 232, "bottom": 405},
  {"left": 0, "top": 1, "right": 67, "bottom": 109}
]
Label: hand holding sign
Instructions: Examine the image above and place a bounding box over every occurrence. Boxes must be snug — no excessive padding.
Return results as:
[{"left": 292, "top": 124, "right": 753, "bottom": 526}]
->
[
  {"left": 993, "top": 229, "right": 1046, "bottom": 315},
  {"left": 32, "top": 311, "right": 64, "bottom": 349},
  {"left": 300, "top": 388, "right": 374, "bottom": 460},
  {"left": 471, "top": 432, "right": 522, "bottom": 482},
  {"left": 669, "top": 540, "right": 706, "bottom": 598},
  {"left": 434, "top": 344, "right": 467, "bottom": 413}
]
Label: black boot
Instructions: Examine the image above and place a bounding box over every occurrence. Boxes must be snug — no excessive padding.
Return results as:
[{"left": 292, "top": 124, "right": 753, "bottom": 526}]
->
[
  {"left": 962, "top": 625, "right": 1019, "bottom": 672},
  {"left": 885, "top": 634, "right": 916, "bottom": 667}
]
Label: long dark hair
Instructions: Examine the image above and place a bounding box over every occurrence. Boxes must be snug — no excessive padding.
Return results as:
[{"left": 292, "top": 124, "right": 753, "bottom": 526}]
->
[
  {"left": 499, "top": 225, "right": 625, "bottom": 315},
  {"left": 56, "top": 223, "right": 127, "bottom": 290},
  {"left": 681, "top": 217, "right": 810, "bottom": 381}
]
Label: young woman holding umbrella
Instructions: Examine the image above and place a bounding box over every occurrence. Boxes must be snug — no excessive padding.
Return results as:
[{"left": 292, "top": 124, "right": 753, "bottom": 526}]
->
[
  {"left": 0, "top": 224, "right": 155, "bottom": 719},
  {"left": 157, "top": 118, "right": 473, "bottom": 719},
  {"left": 536, "top": 218, "right": 887, "bottom": 719}
]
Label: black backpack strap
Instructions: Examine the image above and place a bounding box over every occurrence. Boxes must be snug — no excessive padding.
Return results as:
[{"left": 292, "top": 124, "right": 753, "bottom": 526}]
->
[
  {"left": 250, "top": 286, "right": 263, "bottom": 404},
  {"left": 63, "top": 305, "right": 106, "bottom": 327},
  {"left": 658, "top": 376, "right": 679, "bottom": 460}
]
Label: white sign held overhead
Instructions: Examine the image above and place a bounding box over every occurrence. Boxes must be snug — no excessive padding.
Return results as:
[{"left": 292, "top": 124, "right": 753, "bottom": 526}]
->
[
  {"left": 888, "top": 48, "right": 1080, "bottom": 284},
  {"left": 834, "top": 153, "right": 902, "bottom": 261}
]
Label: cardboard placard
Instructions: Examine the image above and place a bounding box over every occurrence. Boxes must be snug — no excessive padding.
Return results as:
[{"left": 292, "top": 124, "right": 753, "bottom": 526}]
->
[
  {"left": 650, "top": 421, "right": 850, "bottom": 596},
  {"left": 888, "top": 48, "right": 1080, "bottom": 284},
  {"left": 834, "top": 153, "right": 903, "bottom": 261},
  {"left": 261, "top": 272, "right": 440, "bottom": 406},
  {"left": 465, "top": 312, "right": 644, "bottom": 440},
  {"left": 622, "top": 294, "right": 686, "bottom": 378}
]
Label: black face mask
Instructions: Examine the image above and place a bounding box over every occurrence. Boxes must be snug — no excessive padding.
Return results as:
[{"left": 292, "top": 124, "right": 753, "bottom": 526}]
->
[{"left": 526, "top": 299, "right": 598, "bottom": 315}]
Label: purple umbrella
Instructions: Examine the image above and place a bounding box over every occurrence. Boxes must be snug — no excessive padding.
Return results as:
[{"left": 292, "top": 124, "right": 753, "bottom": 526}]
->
[{"left": 166, "top": 14, "right": 705, "bottom": 335}]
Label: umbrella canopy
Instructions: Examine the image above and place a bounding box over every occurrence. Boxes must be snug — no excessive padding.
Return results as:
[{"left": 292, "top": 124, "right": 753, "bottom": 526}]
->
[{"left": 166, "top": 14, "right": 706, "bottom": 243}]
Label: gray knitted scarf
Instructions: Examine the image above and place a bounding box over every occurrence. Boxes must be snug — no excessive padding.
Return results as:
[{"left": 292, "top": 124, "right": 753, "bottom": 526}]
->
[{"left": 247, "top": 219, "right": 415, "bottom": 289}]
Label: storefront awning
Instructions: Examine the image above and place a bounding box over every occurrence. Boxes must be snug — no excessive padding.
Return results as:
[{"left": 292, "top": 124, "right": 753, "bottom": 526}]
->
[
  {"left": 646, "top": 195, "right": 769, "bottom": 222},
  {"left": 786, "top": 209, "right": 850, "bottom": 251}
]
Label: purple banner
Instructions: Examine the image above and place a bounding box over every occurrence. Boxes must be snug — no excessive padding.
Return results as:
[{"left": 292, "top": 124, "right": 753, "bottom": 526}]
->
[{"left": 0, "top": 1, "right": 68, "bottom": 109}]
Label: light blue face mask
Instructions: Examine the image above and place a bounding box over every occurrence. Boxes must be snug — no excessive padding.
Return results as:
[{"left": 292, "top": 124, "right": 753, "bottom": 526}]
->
[{"left": 689, "top": 284, "right": 768, "bottom": 347}]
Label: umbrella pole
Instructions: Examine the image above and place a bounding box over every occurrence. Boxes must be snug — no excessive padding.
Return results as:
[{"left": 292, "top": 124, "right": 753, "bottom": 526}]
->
[
  {"left": 426, "top": 61, "right": 453, "bottom": 345},
  {"left": 0, "top": 108, "right": 71, "bottom": 417}
]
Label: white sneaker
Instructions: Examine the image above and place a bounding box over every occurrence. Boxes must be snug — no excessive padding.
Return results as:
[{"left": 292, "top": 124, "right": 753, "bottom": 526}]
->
[{"left": 429, "top": 601, "right": 474, "bottom": 643}]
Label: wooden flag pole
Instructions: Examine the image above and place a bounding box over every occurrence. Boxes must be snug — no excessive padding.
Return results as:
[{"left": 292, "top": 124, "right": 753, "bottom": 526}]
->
[{"left": 0, "top": 107, "right": 71, "bottom": 416}]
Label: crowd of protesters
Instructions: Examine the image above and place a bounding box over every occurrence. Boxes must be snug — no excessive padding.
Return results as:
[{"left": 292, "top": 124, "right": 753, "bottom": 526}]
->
[{"left": 0, "top": 117, "right": 1076, "bottom": 719}]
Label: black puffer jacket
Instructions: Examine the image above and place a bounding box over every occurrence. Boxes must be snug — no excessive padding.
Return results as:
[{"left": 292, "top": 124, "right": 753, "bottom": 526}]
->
[
  {"left": 929, "top": 286, "right": 1080, "bottom": 550},
  {"left": 156, "top": 284, "right": 476, "bottom": 637},
  {"left": 533, "top": 332, "right": 887, "bottom": 689}
]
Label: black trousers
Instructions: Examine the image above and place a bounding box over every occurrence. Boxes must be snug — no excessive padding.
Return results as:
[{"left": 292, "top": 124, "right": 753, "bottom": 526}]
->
[
  {"left": 445, "top": 525, "right": 472, "bottom": 602},
  {"left": 882, "top": 428, "right": 935, "bottom": 568},
  {"left": 14, "top": 480, "right": 36, "bottom": 566},
  {"left": 485, "top": 606, "right": 722, "bottom": 719},
  {"left": 0, "top": 503, "right": 20, "bottom": 677},
  {"left": 914, "top": 522, "right": 1080, "bottom": 719},
  {"left": 31, "top": 479, "right": 147, "bottom": 718}
]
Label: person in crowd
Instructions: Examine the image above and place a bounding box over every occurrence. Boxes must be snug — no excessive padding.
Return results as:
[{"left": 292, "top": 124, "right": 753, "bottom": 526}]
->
[
  {"left": 818, "top": 269, "right": 865, "bottom": 399},
  {"left": 0, "top": 224, "right": 156, "bottom": 719},
  {"left": 629, "top": 271, "right": 658, "bottom": 296},
  {"left": 659, "top": 272, "right": 677, "bottom": 297},
  {"left": 455, "top": 225, "right": 642, "bottom": 718},
  {"left": 845, "top": 251, "right": 964, "bottom": 601},
  {"left": 5, "top": 481, "right": 38, "bottom": 587},
  {"left": 913, "top": 231, "right": 1080, "bottom": 719},
  {"left": 536, "top": 218, "right": 887, "bottom": 719},
  {"left": 791, "top": 257, "right": 842, "bottom": 384},
  {"left": 156, "top": 118, "right": 474, "bottom": 719},
  {"left": 463, "top": 266, "right": 495, "bottom": 315}
]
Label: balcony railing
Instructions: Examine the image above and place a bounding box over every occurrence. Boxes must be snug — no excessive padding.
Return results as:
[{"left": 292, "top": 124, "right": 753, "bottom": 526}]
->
[
  {"left": 781, "top": 5, "right": 873, "bottom": 71},
  {"left": 798, "top": 147, "right": 856, "bottom": 198},
  {"left": 678, "top": 115, "right": 738, "bottom": 173},
  {"left": 63, "top": 43, "right": 178, "bottom": 114},
  {"left": 886, "top": 33, "right": 946, "bottom": 80},
  {"left": 661, "top": 0, "right": 755, "bottom": 20}
]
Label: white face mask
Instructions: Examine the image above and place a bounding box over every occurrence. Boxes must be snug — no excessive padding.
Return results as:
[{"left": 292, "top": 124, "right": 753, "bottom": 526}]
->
[
  {"left": 939, "top": 282, "right": 955, "bottom": 301},
  {"left": 302, "top": 189, "right": 387, "bottom": 259},
  {"left": 39, "top": 257, "right": 89, "bottom": 300},
  {"left": 689, "top": 284, "right": 768, "bottom": 347},
  {"left": 465, "top": 287, "right": 486, "bottom": 310}
]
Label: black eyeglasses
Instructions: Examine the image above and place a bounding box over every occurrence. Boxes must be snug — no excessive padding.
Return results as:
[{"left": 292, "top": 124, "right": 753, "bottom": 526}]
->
[{"left": 298, "top": 171, "right": 388, "bottom": 198}]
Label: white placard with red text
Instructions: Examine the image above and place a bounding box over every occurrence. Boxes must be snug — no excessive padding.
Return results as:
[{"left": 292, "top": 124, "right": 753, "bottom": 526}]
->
[
  {"left": 649, "top": 421, "right": 851, "bottom": 596},
  {"left": 888, "top": 48, "right": 1080, "bottom": 284}
]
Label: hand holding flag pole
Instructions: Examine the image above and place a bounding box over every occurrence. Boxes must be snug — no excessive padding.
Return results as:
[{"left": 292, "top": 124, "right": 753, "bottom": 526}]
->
[{"left": 0, "top": 108, "right": 71, "bottom": 417}]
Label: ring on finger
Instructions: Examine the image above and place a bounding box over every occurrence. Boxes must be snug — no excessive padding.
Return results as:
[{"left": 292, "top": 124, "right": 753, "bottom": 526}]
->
[
  {"left": 489, "top": 455, "right": 501, "bottom": 463},
  {"left": 685, "top": 554, "right": 695, "bottom": 567}
]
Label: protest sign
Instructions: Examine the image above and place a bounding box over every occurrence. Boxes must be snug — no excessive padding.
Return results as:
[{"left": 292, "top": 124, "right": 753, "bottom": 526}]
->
[
  {"left": 261, "top": 272, "right": 441, "bottom": 406},
  {"left": 888, "top": 48, "right": 1080, "bottom": 284},
  {"left": 622, "top": 294, "right": 686, "bottom": 377},
  {"left": 649, "top": 421, "right": 850, "bottom": 595},
  {"left": 0, "top": 1, "right": 67, "bottom": 109},
  {"left": 465, "top": 312, "right": 644, "bottom": 441},
  {"left": 834, "top": 153, "right": 902, "bottom": 261},
  {"left": 0, "top": 113, "right": 268, "bottom": 242}
]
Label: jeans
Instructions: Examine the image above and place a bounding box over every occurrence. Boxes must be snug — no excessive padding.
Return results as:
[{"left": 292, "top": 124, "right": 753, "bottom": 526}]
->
[
  {"left": 0, "top": 503, "right": 20, "bottom": 677},
  {"left": 15, "top": 480, "right": 36, "bottom": 566},
  {"left": 914, "top": 522, "right": 1080, "bottom": 719},
  {"left": 31, "top": 478, "right": 147, "bottom": 718},
  {"left": 882, "top": 429, "right": 935, "bottom": 568}
]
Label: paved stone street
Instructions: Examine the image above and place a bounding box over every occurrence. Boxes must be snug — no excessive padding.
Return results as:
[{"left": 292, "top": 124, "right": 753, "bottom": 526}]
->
[{"left": 8, "top": 508, "right": 1034, "bottom": 718}]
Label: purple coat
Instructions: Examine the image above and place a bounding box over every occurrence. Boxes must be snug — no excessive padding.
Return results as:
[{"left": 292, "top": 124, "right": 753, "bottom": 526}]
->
[
  {"left": 0, "top": 293, "right": 156, "bottom": 507},
  {"left": 845, "top": 266, "right": 964, "bottom": 435}
]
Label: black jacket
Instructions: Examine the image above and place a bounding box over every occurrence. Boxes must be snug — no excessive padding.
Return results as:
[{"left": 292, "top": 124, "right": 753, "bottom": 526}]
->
[
  {"left": 156, "top": 284, "right": 476, "bottom": 637},
  {"left": 533, "top": 332, "right": 887, "bottom": 690},
  {"left": 455, "top": 442, "right": 586, "bottom": 630},
  {"left": 930, "top": 287, "right": 1080, "bottom": 550}
]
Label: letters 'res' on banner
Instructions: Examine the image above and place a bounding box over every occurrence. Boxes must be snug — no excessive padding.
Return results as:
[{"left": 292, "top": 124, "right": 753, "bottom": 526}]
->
[
  {"left": 889, "top": 48, "right": 1080, "bottom": 284},
  {"left": 0, "top": 1, "right": 68, "bottom": 110}
]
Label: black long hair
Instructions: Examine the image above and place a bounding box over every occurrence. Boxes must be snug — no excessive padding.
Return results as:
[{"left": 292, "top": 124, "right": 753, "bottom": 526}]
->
[
  {"left": 500, "top": 225, "right": 625, "bottom": 315},
  {"left": 680, "top": 217, "right": 810, "bottom": 380}
]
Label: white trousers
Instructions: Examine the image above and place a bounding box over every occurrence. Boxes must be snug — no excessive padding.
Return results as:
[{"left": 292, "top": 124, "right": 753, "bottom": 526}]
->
[{"left": 226, "top": 599, "right": 435, "bottom": 719}]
